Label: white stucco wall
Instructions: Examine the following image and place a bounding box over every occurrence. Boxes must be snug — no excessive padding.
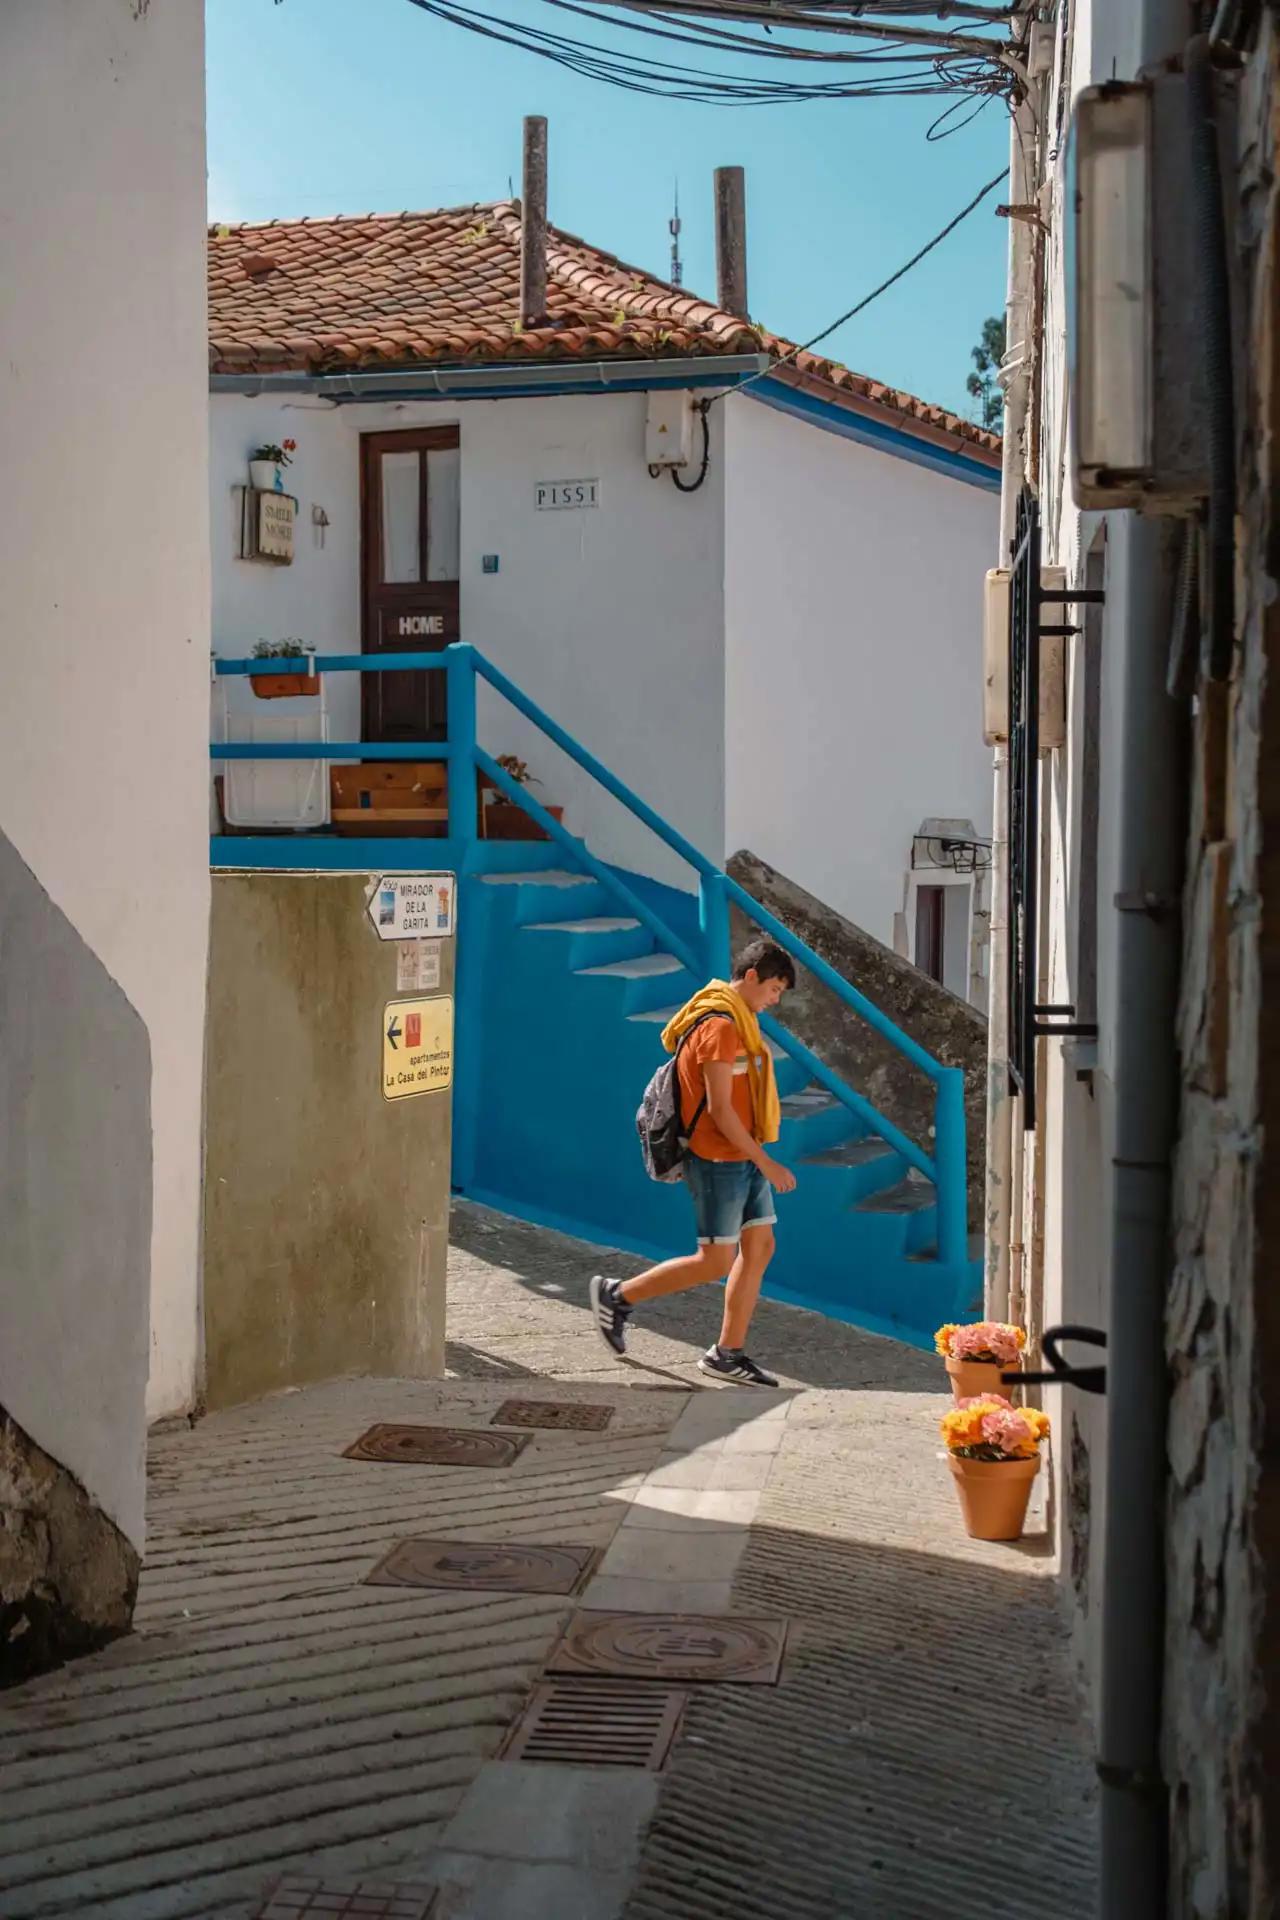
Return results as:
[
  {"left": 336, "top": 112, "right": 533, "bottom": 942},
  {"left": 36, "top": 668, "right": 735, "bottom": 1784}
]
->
[
  {"left": 723, "top": 394, "right": 998, "bottom": 950},
  {"left": 210, "top": 389, "right": 726, "bottom": 891},
  {"left": 0, "top": 0, "right": 210, "bottom": 1530}
]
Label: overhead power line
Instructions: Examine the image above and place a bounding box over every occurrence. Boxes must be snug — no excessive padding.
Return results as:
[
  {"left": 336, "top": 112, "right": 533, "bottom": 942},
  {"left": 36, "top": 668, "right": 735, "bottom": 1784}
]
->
[
  {"left": 400, "top": 0, "right": 1021, "bottom": 102},
  {"left": 720, "top": 161, "right": 1010, "bottom": 399}
]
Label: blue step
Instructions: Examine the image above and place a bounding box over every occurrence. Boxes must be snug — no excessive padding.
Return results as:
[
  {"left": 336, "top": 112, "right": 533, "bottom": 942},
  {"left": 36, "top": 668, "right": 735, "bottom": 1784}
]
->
[
  {"left": 575, "top": 951, "right": 697, "bottom": 1016},
  {"left": 522, "top": 916, "right": 657, "bottom": 972}
]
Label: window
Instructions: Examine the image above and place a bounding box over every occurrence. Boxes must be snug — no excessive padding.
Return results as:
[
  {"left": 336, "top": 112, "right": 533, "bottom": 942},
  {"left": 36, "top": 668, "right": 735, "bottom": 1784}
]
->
[{"left": 915, "top": 886, "right": 945, "bottom": 984}]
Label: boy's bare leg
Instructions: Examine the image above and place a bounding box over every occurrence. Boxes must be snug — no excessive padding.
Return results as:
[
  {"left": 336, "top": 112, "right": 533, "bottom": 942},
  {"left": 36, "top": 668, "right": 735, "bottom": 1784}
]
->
[
  {"left": 718, "top": 1225, "right": 775, "bottom": 1350},
  {"left": 619, "top": 1244, "right": 735, "bottom": 1306}
]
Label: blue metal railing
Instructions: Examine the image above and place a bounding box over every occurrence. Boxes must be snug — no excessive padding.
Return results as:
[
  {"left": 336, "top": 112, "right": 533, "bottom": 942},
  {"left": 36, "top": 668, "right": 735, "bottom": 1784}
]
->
[{"left": 212, "top": 642, "right": 969, "bottom": 1263}]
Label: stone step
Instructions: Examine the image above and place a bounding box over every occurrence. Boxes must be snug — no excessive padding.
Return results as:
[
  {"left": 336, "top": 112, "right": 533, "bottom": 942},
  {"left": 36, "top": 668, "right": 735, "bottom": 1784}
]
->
[
  {"left": 780, "top": 1086, "right": 840, "bottom": 1116},
  {"left": 799, "top": 1137, "right": 895, "bottom": 1169},
  {"left": 523, "top": 917, "right": 642, "bottom": 935},
  {"left": 577, "top": 953, "right": 685, "bottom": 980},
  {"left": 480, "top": 868, "right": 593, "bottom": 887},
  {"left": 856, "top": 1172, "right": 936, "bottom": 1214}
]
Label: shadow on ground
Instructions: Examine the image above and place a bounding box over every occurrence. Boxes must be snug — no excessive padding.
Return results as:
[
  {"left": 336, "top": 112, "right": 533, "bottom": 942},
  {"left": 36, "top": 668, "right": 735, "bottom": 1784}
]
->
[
  {"left": 0, "top": 1352, "right": 1092, "bottom": 1919},
  {"left": 448, "top": 1199, "right": 942, "bottom": 1394}
]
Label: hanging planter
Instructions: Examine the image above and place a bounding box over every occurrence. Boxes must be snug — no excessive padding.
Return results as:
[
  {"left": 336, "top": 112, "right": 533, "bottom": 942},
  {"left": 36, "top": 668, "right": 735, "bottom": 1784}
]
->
[
  {"left": 249, "top": 439, "right": 296, "bottom": 494},
  {"left": 935, "top": 1321, "right": 1027, "bottom": 1403},
  {"left": 485, "top": 801, "right": 564, "bottom": 841},
  {"left": 939, "top": 1396, "right": 1050, "bottom": 1542},
  {"left": 483, "top": 755, "right": 562, "bottom": 840},
  {"left": 249, "top": 640, "right": 319, "bottom": 699}
]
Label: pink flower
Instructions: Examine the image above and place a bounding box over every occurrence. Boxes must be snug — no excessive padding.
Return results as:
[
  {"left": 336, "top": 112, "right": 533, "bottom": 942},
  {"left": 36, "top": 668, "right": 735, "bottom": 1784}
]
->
[
  {"left": 979, "top": 1405, "right": 1038, "bottom": 1456},
  {"left": 951, "top": 1321, "right": 1024, "bottom": 1365}
]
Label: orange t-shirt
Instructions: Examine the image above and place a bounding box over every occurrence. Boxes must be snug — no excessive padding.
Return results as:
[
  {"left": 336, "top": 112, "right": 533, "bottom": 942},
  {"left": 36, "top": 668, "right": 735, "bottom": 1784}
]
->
[{"left": 677, "top": 1015, "right": 758, "bottom": 1162}]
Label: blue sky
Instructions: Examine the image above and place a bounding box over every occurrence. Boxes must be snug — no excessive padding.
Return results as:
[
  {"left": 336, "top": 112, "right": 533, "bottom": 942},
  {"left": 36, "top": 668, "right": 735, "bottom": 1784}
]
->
[{"left": 206, "top": 0, "right": 1009, "bottom": 420}]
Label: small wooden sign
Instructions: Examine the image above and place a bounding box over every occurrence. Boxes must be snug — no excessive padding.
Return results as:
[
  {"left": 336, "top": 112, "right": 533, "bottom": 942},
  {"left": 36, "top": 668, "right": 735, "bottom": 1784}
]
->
[
  {"left": 257, "top": 490, "right": 296, "bottom": 562},
  {"left": 535, "top": 478, "right": 599, "bottom": 511},
  {"left": 392, "top": 613, "right": 445, "bottom": 638}
]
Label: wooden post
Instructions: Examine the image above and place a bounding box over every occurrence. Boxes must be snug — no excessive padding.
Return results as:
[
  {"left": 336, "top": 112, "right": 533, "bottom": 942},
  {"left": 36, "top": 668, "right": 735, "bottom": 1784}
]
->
[
  {"left": 521, "top": 116, "right": 548, "bottom": 329},
  {"left": 714, "top": 166, "right": 748, "bottom": 319}
]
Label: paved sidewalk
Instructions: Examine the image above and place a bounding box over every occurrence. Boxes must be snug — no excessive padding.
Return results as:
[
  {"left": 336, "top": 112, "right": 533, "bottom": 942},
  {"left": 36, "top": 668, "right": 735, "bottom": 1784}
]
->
[{"left": 0, "top": 1202, "right": 1096, "bottom": 1918}]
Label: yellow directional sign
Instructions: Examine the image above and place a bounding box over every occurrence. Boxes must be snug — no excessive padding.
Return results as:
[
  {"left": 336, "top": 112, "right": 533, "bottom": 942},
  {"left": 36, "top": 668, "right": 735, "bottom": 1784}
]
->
[{"left": 382, "top": 996, "right": 454, "bottom": 1102}]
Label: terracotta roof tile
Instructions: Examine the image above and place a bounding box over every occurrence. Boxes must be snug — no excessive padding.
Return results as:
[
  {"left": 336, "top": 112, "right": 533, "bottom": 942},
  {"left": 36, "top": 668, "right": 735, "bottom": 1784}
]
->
[{"left": 208, "top": 201, "right": 998, "bottom": 461}]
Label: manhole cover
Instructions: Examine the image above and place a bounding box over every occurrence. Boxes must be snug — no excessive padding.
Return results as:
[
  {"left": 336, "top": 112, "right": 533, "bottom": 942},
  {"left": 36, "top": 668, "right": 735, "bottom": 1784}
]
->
[
  {"left": 365, "top": 1538, "right": 596, "bottom": 1595},
  {"left": 548, "top": 1611, "right": 788, "bottom": 1686},
  {"left": 492, "top": 1399, "right": 615, "bottom": 1432},
  {"left": 253, "top": 1876, "right": 436, "bottom": 1917},
  {"left": 502, "top": 1676, "right": 688, "bottom": 1769},
  {"left": 343, "top": 1425, "right": 529, "bottom": 1468}
]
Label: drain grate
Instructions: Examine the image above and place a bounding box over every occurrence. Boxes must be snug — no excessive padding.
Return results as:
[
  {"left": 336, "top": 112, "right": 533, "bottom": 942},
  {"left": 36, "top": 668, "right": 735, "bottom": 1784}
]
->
[
  {"left": 548, "top": 1611, "right": 788, "bottom": 1686},
  {"left": 342, "top": 1424, "right": 529, "bottom": 1469},
  {"left": 492, "top": 1398, "right": 615, "bottom": 1432},
  {"left": 365, "top": 1538, "right": 596, "bottom": 1595},
  {"left": 253, "top": 1876, "right": 436, "bottom": 1917},
  {"left": 502, "top": 1676, "right": 688, "bottom": 1769}
]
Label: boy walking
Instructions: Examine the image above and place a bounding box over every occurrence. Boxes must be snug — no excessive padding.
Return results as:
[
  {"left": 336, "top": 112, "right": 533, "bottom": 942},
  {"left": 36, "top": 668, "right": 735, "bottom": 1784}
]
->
[{"left": 590, "top": 938, "right": 798, "bottom": 1386}]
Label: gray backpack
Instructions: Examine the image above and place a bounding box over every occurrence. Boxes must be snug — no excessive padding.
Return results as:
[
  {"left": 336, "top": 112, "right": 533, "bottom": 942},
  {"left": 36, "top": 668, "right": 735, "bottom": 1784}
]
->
[{"left": 636, "top": 1013, "right": 732, "bottom": 1183}]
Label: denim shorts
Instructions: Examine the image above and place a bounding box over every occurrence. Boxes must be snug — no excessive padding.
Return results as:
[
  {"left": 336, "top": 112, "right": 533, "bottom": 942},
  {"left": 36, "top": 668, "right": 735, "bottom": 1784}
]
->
[{"left": 683, "top": 1153, "right": 777, "bottom": 1247}]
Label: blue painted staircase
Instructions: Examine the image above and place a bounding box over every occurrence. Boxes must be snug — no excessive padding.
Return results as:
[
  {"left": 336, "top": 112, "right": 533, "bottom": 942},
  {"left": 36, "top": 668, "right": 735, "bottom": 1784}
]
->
[
  {"left": 212, "top": 640, "right": 983, "bottom": 1349},
  {"left": 454, "top": 863, "right": 983, "bottom": 1350}
]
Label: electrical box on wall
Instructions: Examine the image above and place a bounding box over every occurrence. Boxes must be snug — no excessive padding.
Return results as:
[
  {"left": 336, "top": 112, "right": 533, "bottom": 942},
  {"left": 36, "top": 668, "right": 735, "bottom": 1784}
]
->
[
  {"left": 645, "top": 390, "right": 693, "bottom": 469},
  {"left": 1067, "top": 68, "right": 1237, "bottom": 510}
]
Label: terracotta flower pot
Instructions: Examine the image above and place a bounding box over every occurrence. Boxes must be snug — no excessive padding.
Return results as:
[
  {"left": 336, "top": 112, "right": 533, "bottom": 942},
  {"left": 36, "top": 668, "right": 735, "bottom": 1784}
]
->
[
  {"left": 948, "top": 1453, "right": 1040, "bottom": 1541},
  {"left": 945, "top": 1356, "right": 1022, "bottom": 1403},
  {"left": 485, "top": 800, "right": 563, "bottom": 841},
  {"left": 252, "top": 671, "right": 319, "bottom": 700}
]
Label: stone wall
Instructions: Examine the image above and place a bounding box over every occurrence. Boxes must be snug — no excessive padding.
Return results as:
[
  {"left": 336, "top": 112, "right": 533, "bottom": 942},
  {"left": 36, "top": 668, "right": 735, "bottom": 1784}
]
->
[
  {"left": 1, "top": 1409, "right": 139, "bottom": 1688},
  {"left": 1162, "top": 21, "right": 1280, "bottom": 1914},
  {"left": 727, "top": 851, "right": 987, "bottom": 1226}
]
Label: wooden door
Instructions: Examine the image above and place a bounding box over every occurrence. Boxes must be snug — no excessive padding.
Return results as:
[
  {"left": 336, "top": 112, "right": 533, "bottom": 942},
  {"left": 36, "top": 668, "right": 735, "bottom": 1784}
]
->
[
  {"left": 360, "top": 428, "right": 460, "bottom": 744},
  {"left": 914, "top": 885, "right": 945, "bottom": 985}
]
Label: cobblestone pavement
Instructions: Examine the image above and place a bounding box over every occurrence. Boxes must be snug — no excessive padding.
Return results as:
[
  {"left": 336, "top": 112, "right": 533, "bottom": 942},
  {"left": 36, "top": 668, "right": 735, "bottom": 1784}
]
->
[{"left": 0, "top": 1201, "right": 1095, "bottom": 1919}]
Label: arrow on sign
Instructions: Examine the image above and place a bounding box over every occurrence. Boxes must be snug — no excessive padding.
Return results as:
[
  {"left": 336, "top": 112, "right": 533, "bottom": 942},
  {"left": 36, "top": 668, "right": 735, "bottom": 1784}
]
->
[{"left": 387, "top": 1015, "right": 402, "bottom": 1051}]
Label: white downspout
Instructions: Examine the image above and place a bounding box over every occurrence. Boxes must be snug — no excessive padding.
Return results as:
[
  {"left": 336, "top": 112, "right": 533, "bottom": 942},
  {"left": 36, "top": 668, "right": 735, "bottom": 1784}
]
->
[{"left": 985, "top": 85, "right": 1038, "bottom": 1319}]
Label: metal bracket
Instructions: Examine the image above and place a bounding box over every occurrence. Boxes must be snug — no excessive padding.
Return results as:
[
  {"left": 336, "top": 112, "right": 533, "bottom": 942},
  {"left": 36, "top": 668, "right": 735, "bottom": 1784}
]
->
[
  {"left": 997, "top": 201, "right": 1050, "bottom": 234},
  {"left": 1114, "top": 890, "right": 1178, "bottom": 920},
  {"left": 1007, "top": 1324, "right": 1108, "bottom": 1395},
  {"left": 1008, "top": 494, "right": 1110, "bottom": 1130}
]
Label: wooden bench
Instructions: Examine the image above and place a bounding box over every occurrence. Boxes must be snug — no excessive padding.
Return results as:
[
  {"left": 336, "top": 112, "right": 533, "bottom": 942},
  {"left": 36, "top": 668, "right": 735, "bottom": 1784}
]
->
[{"left": 330, "top": 763, "right": 451, "bottom": 836}]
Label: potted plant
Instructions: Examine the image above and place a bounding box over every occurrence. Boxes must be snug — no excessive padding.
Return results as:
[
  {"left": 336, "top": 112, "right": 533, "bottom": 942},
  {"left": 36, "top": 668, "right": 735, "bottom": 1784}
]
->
[
  {"left": 940, "top": 1395, "right": 1051, "bottom": 1542},
  {"left": 250, "top": 639, "right": 319, "bottom": 699},
  {"left": 249, "top": 439, "right": 296, "bottom": 492},
  {"left": 935, "top": 1321, "right": 1027, "bottom": 1403},
  {"left": 484, "top": 754, "right": 564, "bottom": 841}
]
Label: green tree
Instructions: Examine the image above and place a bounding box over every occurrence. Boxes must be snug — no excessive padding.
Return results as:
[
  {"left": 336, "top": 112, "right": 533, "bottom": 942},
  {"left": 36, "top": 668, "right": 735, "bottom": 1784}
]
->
[{"left": 967, "top": 315, "right": 1006, "bottom": 432}]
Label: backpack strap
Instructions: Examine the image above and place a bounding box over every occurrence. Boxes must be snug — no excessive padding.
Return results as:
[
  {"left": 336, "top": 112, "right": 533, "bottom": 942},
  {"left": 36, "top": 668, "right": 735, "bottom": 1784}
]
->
[{"left": 674, "top": 1012, "right": 735, "bottom": 1141}]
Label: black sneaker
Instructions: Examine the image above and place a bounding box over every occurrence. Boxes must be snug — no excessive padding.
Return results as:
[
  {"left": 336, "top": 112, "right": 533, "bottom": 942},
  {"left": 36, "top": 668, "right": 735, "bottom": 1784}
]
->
[
  {"left": 589, "top": 1275, "right": 632, "bottom": 1357},
  {"left": 698, "top": 1345, "right": 780, "bottom": 1388}
]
